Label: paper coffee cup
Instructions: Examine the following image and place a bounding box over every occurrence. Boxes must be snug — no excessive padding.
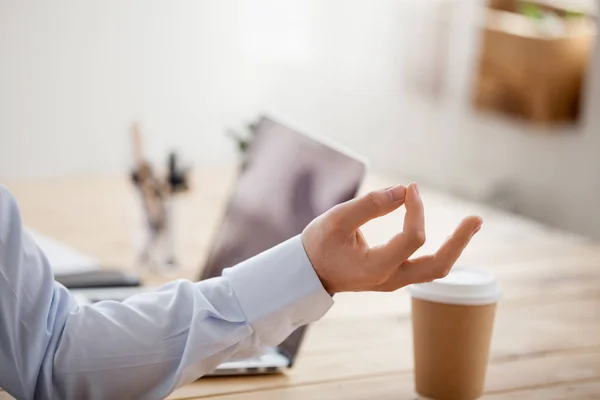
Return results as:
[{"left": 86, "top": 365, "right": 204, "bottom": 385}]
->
[{"left": 409, "top": 267, "right": 500, "bottom": 400}]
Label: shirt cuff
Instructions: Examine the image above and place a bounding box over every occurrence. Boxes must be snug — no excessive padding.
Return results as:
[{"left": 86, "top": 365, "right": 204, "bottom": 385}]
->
[{"left": 222, "top": 235, "right": 333, "bottom": 346}]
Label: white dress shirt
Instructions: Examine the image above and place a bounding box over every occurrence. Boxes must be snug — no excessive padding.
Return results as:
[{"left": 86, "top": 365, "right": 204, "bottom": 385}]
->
[{"left": 0, "top": 185, "right": 334, "bottom": 400}]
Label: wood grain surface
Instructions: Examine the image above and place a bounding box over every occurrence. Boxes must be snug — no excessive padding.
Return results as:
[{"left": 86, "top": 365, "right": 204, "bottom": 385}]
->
[{"left": 3, "top": 168, "right": 599, "bottom": 399}]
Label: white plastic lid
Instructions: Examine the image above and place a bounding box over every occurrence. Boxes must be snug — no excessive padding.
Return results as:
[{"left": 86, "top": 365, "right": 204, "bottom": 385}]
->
[{"left": 409, "top": 267, "right": 500, "bottom": 306}]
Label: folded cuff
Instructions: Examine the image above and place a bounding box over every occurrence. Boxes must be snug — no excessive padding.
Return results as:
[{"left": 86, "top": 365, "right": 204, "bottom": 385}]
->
[{"left": 223, "top": 235, "right": 333, "bottom": 346}]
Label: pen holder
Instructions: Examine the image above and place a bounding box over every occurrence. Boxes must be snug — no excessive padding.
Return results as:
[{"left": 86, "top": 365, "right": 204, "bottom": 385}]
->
[{"left": 132, "top": 188, "right": 180, "bottom": 275}]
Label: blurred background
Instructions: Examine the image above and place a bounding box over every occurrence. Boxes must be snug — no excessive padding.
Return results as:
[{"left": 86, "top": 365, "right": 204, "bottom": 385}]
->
[{"left": 1, "top": 0, "right": 598, "bottom": 239}]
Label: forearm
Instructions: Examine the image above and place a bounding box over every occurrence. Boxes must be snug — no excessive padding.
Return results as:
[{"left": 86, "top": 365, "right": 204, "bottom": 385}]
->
[
  {"left": 49, "top": 236, "right": 333, "bottom": 399},
  {"left": 0, "top": 185, "right": 333, "bottom": 400},
  {"left": 47, "top": 279, "right": 261, "bottom": 399}
]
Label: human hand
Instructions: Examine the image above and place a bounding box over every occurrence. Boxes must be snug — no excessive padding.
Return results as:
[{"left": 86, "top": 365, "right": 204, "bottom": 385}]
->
[{"left": 301, "top": 183, "right": 482, "bottom": 294}]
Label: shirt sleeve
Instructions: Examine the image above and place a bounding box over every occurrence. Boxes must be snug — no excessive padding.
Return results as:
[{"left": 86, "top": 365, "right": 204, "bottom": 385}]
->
[{"left": 0, "top": 185, "right": 334, "bottom": 400}]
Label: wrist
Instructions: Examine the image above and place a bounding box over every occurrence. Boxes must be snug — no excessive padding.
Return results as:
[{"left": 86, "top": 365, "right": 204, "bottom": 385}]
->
[{"left": 300, "top": 233, "right": 337, "bottom": 295}]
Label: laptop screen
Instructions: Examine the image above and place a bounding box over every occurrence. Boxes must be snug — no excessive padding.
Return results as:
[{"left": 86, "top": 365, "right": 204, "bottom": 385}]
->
[{"left": 200, "top": 116, "right": 366, "bottom": 363}]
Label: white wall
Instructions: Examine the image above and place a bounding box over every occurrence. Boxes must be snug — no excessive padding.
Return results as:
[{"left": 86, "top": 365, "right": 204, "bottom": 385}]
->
[
  {"left": 1, "top": 0, "right": 599, "bottom": 238},
  {"left": 0, "top": 0, "right": 249, "bottom": 179}
]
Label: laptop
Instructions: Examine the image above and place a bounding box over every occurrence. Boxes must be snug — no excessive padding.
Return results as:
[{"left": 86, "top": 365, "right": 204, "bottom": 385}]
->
[{"left": 69, "top": 115, "right": 367, "bottom": 375}]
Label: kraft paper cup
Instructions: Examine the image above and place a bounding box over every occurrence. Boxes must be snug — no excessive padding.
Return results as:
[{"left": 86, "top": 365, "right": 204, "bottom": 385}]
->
[{"left": 409, "top": 268, "right": 500, "bottom": 400}]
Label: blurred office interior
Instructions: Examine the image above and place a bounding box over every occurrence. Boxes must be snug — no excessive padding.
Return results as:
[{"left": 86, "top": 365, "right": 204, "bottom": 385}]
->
[{"left": 1, "top": 0, "right": 598, "bottom": 239}]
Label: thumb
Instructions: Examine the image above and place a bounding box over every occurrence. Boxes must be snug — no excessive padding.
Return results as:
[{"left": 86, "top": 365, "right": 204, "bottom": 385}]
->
[{"left": 329, "top": 185, "right": 407, "bottom": 230}]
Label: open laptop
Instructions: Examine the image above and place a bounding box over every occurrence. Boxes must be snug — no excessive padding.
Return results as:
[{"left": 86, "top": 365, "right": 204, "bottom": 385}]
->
[{"left": 69, "top": 115, "right": 367, "bottom": 375}]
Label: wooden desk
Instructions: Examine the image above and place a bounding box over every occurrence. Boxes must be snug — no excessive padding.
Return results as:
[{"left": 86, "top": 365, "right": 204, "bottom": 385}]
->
[{"left": 4, "top": 169, "right": 600, "bottom": 399}]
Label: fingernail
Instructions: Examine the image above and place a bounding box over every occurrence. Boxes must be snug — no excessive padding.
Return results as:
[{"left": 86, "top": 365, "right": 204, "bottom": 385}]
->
[
  {"left": 414, "top": 183, "right": 420, "bottom": 195},
  {"left": 473, "top": 224, "right": 482, "bottom": 235},
  {"left": 386, "top": 185, "right": 406, "bottom": 202}
]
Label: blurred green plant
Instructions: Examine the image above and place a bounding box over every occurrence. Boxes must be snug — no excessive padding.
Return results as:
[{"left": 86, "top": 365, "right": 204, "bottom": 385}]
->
[
  {"left": 517, "top": 2, "right": 544, "bottom": 19},
  {"left": 517, "top": 1, "right": 585, "bottom": 20},
  {"left": 225, "top": 121, "right": 258, "bottom": 155},
  {"left": 225, "top": 129, "right": 250, "bottom": 153},
  {"left": 564, "top": 9, "right": 585, "bottom": 19}
]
